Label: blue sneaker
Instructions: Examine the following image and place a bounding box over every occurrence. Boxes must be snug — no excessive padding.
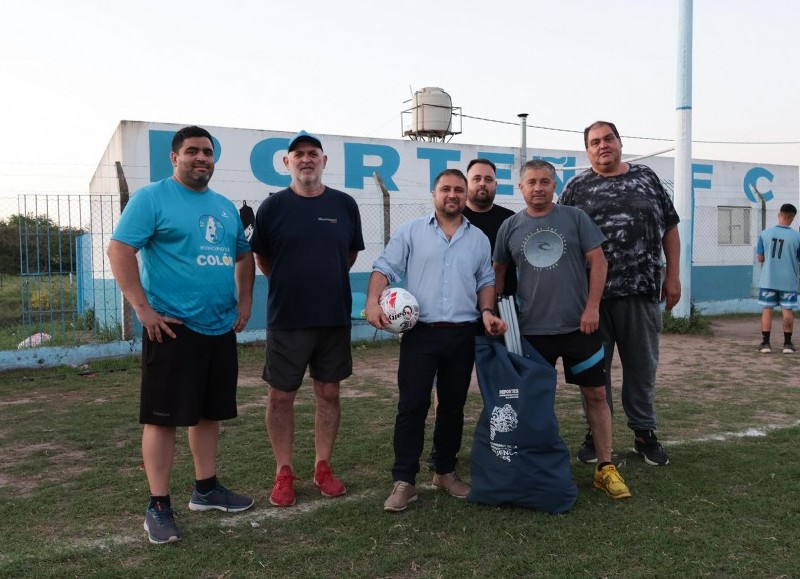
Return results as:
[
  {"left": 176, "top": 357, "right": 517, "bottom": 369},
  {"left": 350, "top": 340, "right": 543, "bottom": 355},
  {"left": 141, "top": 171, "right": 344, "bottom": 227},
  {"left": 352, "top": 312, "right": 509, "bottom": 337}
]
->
[
  {"left": 143, "top": 502, "right": 181, "bottom": 544},
  {"left": 188, "top": 482, "right": 254, "bottom": 512}
]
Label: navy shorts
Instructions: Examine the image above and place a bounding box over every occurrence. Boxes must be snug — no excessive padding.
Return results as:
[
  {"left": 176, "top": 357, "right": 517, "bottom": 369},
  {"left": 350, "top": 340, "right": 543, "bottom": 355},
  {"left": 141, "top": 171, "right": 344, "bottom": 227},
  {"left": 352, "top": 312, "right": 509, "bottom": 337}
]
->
[
  {"left": 523, "top": 331, "right": 605, "bottom": 387},
  {"left": 264, "top": 326, "right": 353, "bottom": 392},
  {"left": 139, "top": 324, "right": 238, "bottom": 426}
]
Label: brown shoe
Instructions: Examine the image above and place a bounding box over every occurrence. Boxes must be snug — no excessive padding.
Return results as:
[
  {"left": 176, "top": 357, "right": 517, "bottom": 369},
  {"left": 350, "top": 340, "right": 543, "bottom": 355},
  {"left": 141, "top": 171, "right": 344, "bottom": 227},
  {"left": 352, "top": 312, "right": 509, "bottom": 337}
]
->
[
  {"left": 432, "top": 471, "right": 470, "bottom": 498},
  {"left": 383, "top": 481, "right": 417, "bottom": 512}
]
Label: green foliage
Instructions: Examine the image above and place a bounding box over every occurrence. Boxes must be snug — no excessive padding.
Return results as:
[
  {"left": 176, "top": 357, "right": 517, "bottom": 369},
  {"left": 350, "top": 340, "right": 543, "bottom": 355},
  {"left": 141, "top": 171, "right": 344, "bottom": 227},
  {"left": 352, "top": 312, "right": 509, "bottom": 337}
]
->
[
  {"left": 0, "top": 276, "right": 122, "bottom": 348},
  {"left": 0, "top": 213, "right": 86, "bottom": 275},
  {"left": 0, "top": 274, "right": 22, "bottom": 327},
  {"left": 662, "top": 303, "right": 712, "bottom": 334},
  {"left": 28, "top": 284, "right": 67, "bottom": 310}
]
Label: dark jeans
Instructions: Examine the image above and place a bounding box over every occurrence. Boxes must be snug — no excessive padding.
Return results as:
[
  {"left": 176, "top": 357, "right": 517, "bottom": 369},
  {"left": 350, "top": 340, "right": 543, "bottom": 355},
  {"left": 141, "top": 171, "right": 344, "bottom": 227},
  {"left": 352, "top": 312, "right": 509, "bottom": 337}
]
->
[{"left": 391, "top": 323, "right": 476, "bottom": 484}]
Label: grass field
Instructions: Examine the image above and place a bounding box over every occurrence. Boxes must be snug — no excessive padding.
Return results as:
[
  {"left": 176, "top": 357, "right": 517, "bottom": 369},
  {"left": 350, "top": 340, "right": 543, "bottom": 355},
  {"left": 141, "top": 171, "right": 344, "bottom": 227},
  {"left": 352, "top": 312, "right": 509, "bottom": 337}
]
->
[
  {"left": 0, "top": 274, "right": 121, "bottom": 350},
  {"left": 0, "top": 318, "right": 798, "bottom": 578}
]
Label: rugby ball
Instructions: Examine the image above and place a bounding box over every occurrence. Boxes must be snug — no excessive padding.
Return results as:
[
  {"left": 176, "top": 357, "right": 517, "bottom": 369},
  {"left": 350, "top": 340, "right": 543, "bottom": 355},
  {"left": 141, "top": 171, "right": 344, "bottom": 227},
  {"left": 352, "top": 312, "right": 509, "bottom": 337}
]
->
[{"left": 379, "top": 287, "right": 420, "bottom": 334}]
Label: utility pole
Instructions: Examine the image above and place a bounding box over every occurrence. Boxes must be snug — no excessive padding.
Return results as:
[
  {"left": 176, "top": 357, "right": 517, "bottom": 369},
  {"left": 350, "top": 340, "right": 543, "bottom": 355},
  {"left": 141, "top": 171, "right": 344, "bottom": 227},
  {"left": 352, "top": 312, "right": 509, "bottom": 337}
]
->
[{"left": 673, "top": 0, "right": 693, "bottom": 318}]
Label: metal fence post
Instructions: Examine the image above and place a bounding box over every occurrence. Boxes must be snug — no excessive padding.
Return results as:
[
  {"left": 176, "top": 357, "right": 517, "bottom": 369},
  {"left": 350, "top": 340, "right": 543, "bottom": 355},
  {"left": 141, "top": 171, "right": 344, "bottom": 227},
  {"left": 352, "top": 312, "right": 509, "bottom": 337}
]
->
[
  {"left": 373, "top": 171, "right": 391, "bottom": 247},
  {"left": 115, "top": 162, "right": 134, "bottom": 340}
]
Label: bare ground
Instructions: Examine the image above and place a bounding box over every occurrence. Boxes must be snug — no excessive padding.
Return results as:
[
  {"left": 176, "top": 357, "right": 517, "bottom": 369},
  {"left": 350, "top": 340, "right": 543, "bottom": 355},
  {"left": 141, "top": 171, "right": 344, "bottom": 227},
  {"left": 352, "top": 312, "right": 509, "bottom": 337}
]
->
[
  {"left": 340, "top": 315, "right": 799, "bottom": 444},
  {"left": 349, "top": 315, "right": 789, "bottom": 392},
  {"left": 0, "top": 315, "right": 795, "bottom": 497}
]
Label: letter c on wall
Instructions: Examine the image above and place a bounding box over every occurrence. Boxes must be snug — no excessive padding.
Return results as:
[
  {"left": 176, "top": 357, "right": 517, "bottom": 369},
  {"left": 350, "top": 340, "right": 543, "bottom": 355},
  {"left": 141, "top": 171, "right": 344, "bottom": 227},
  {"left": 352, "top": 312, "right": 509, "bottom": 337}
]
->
[{"left": 743, "top": 167, "right": 774, "bottom": 203}]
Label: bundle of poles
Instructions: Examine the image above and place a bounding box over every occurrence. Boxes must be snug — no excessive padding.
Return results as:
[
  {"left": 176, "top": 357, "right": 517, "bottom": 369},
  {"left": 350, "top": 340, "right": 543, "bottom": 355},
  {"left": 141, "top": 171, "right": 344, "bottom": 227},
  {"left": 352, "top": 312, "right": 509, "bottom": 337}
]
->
[{"left": 497, "top": 296, "right": 522, "bottom": 355}]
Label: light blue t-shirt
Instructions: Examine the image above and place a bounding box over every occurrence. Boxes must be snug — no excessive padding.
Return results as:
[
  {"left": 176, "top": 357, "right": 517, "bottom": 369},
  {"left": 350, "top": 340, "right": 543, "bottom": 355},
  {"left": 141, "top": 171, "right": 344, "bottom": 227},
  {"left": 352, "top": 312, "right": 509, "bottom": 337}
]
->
[
  {"left": 372, "top": 213, "right": 495, "bottom": 323},
  {"left": 757, "top": 225, "right": 800, "bottom": 292},
  {"left": 111, "top": 178, "right": 250, "bottom": 335}
]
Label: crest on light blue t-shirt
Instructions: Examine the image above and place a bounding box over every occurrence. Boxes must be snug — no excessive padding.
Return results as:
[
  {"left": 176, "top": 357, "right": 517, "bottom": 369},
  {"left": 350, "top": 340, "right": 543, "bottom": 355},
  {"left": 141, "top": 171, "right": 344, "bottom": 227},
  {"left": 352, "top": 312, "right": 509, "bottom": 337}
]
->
[{"left": 199, "top": 215, "right": 225, "bottom": 244}]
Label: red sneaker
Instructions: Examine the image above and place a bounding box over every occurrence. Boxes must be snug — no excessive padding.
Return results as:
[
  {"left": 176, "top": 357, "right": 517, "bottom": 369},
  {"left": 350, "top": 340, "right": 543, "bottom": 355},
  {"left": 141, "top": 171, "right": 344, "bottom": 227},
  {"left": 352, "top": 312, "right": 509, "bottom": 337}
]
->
[
  {"left": 313, "top": 460, "right": 347, "bottom": 497},
  {"left": 269, "top": 465, "right": 299, "bottom": 507}
]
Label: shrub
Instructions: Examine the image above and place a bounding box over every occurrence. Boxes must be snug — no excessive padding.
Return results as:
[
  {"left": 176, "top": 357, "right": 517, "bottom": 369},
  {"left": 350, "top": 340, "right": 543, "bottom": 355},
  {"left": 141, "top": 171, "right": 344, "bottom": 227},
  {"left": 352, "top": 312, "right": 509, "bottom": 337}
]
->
[{"left": 662, "top": 303, "right": 712, "bottom": 335}]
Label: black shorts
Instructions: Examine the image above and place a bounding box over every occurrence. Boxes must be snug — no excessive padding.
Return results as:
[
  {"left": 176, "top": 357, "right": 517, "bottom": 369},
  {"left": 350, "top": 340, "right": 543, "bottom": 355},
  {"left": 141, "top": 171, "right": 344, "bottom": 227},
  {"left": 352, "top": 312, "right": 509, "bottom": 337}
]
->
[
  {"left": 139, "top": 324, "right": 238, "bottom": 426},
  {"left": 264, "top": 326, "right": 353, "bottom": 392},
  {"left": 523, "top": 331, "right": 605, "bottom": 387}
]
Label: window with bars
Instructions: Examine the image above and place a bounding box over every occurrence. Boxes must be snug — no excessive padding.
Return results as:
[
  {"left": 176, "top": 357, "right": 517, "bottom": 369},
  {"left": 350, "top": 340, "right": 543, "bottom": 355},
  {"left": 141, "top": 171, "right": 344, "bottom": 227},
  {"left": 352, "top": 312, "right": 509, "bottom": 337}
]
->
[{"left": 717, "top": 206, "right": 751, "bottom": 245}]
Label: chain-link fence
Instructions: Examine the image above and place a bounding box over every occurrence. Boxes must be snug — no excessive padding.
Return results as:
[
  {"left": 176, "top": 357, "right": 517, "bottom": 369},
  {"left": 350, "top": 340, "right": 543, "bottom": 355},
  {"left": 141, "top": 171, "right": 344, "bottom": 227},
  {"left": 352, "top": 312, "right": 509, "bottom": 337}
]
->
[
  {"left": 0, "top": 194, "right": 121, "bottom": 351},
  {"left": 0, "top": 189, "right": 778, "bottom": 358},
  {"left": 694, "top": 203, "right": 779, "bottom": 266}
]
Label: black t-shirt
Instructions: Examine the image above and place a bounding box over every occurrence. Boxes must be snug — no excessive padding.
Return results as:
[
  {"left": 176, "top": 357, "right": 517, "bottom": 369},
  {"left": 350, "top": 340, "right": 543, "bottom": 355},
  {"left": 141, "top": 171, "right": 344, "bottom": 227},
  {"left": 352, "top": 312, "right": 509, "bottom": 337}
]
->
[
  {"left": 463, "top": 204, "right": 518, "bottom": 296},
  {"left": 250, "top": 187, "right": 365, "bottom": 329}
]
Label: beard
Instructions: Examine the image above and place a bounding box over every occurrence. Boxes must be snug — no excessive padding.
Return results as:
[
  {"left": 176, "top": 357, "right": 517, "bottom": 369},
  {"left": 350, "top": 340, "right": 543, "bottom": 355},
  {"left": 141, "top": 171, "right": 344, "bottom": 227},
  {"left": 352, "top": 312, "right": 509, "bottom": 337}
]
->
[
  {"left": 295, "top": 168, "right": 321, "bottom": 189},
  {"left": 440, "top": 201, "right": 464, "bottom": 216},
  {"left": 191, "top": 169, "right": 212, "bottom": 184},
  {"left": 469, "top": 188, "right": 495, "bottom": 209},
  {"left": 176, "top": 163, "right": 214, "bottom": 190}
]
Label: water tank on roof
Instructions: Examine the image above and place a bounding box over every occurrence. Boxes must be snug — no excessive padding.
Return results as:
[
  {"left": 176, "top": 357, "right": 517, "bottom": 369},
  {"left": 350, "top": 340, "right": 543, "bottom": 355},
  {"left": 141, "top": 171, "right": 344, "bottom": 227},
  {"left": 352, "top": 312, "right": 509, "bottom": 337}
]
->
[{"left": 402, "top": 87, "right": 461, "bottom": 142}]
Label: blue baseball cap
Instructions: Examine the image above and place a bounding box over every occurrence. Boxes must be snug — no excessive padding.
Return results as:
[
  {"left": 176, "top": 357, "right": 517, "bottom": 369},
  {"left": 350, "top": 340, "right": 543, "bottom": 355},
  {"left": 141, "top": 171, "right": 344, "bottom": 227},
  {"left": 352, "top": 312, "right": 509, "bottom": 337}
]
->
[{"left": 288, "top": 130, "right": 323, "bottom": 152}]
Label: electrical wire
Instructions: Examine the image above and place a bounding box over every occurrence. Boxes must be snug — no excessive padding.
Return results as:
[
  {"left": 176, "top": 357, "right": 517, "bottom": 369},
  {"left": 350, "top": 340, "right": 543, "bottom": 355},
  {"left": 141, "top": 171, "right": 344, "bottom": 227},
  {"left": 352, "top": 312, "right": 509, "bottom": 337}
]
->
[{"left": 458, "top": 113, "right": 800, "bottom": 146}]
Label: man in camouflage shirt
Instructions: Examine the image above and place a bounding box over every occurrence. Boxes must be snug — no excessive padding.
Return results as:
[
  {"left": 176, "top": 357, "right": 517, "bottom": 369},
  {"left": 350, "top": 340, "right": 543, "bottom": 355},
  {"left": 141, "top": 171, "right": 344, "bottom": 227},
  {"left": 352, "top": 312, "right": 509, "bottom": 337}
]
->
[{"left": 559, "top": 121, "right": 680, "bottom": 466}]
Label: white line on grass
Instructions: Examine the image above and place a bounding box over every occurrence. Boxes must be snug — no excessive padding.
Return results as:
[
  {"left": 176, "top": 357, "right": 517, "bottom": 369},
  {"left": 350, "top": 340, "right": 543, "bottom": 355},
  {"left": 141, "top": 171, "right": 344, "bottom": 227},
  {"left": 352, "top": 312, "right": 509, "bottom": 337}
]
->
[
  {"left": 667, "top": 420, "right": 800, "bottom": 445},
  {"left": 26, "top": 491, "right": 380, "bottom": 558},
  {"left": 27, "top": 422, "right": 800, "bottom": 558},
  {"left": 218, "top": 490, "right": 376, "bottom": 527}
]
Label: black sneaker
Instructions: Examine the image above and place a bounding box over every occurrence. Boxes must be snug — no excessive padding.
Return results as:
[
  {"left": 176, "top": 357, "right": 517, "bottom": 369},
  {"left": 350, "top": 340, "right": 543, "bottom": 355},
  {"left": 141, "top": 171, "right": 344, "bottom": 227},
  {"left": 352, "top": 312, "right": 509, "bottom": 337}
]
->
[
  {"left": 759, "top": 341, "right": 772, "bottom": 354},
  {"left": 144, "top": 502, "right": 181, "bottom": 544},
  {"left": 188, "top": 482, "right": 254, "bottom": 512},
  {"left": 576, "top": 430, "right": 597, "bottom": 464},
  {"left": 782, "top": 342, "right": 796, "bottom": 354},
  {"left": 634, "top": 431, "right": 670, "bottom": 466}
]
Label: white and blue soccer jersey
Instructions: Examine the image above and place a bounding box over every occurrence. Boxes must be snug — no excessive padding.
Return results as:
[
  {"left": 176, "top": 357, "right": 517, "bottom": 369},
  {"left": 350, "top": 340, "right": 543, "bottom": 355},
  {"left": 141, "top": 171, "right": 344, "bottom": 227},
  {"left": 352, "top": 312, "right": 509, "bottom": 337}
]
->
[
  {"left": 111, "top": 178, "right": 250, "bottom": 335},
  {"left": 757, "top": 225, "right": 800, "bottom": 292}
]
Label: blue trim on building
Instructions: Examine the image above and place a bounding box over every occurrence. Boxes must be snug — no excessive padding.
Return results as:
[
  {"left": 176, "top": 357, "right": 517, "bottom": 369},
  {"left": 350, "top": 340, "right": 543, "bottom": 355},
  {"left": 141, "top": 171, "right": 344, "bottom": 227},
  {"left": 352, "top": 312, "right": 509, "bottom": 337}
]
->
[{"left": 692, "top": 265, "right": 753, "bottom": 301}]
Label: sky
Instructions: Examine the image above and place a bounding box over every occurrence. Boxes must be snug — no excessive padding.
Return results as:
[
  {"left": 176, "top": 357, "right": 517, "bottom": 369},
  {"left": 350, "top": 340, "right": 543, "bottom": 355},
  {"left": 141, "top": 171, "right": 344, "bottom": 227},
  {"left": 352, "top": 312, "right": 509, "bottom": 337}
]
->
[{"left": 0, "top": 0, "right": 798, "bottom": 197}]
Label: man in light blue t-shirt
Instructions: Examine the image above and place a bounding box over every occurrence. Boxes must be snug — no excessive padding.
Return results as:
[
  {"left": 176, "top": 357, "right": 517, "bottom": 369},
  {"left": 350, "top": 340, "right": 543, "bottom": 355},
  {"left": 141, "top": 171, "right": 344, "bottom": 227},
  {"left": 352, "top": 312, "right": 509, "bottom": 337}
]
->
[
  {"left": 107, "top": 126, "right": 255, "bottom": 545},
  {"left": 756, "top": 203, "right": 800, "bottom": 354}
]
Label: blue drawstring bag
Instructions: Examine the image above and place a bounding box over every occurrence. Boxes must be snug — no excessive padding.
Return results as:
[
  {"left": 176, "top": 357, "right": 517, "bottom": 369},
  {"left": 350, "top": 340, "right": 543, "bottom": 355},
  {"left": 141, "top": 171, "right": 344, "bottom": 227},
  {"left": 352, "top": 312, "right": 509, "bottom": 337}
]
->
[{"left": 468, "top": 336, "right": 578, "bottom": 513}]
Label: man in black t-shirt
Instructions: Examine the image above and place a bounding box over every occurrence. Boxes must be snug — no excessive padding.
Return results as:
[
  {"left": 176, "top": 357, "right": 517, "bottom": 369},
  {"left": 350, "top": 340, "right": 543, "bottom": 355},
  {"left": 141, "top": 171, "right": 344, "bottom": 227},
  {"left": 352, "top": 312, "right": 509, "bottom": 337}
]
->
[
  {"left": 250, "top": 130, "right": 365, "bottom": 507},
  {"left": 462, "top": 159, "right": 517, "bottom": 296}
]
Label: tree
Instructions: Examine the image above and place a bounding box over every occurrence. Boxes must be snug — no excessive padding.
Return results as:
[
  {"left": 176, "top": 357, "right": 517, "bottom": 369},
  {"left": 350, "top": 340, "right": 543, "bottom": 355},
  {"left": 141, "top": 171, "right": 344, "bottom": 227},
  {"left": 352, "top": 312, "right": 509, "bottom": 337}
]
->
[{"left": 0, "top": 214, "right": 86, "bottom": 275}]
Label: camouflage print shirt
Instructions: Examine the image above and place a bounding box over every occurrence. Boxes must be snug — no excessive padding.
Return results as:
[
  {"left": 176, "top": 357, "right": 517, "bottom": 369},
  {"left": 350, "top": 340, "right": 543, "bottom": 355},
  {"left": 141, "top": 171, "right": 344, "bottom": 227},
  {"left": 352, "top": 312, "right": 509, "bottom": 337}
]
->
[{"left": 559, "top": 164, "right": 680, "bottom": 300}]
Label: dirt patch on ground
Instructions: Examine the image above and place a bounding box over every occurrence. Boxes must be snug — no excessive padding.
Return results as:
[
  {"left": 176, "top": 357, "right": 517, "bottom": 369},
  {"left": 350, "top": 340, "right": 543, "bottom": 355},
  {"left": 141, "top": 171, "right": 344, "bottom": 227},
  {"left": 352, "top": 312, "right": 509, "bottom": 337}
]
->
[
  {"left": 345, "top": 317, "right": 798, "bottom": 439},
  {"left": 243, "top": 316, "right": 795, "bottom": 400},
  {"left": 0, "top": 443, "right": 90, "bottom": 497},
  {"left": 233, "top": 316, "right": 797, "bottom": 443},
  {"left": 346, "top": 317, "right": 787, "bottom": 387}
]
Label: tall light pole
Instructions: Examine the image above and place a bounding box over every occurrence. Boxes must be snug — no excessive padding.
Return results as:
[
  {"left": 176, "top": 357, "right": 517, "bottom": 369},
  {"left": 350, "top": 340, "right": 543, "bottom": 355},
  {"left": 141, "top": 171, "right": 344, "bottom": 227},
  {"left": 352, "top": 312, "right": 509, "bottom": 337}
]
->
[{"left": 673, "top": 0, "right": 693, "bottom": 318}]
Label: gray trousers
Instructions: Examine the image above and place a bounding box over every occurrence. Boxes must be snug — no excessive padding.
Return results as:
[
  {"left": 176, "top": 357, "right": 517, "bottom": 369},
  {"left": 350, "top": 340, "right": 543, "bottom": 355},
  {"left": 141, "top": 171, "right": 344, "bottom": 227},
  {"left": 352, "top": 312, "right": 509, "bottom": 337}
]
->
[{"left": 598, "top": 295, "right": 662, "bottom": 432}]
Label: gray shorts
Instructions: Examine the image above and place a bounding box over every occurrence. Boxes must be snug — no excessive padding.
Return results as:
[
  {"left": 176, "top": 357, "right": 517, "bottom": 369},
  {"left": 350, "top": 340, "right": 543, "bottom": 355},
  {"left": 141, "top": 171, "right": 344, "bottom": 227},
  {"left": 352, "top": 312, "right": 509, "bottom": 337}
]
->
[{"left": 263, "top": 326, "right": 353, "bottom": 392}]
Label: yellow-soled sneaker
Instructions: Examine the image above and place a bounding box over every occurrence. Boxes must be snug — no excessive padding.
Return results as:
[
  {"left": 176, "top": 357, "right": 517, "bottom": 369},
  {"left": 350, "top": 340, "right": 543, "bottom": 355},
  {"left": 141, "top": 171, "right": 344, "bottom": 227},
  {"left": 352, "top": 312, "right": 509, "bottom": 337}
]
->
[{"left": 593, "top": 464, "right": 632, "bottom": 499}]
